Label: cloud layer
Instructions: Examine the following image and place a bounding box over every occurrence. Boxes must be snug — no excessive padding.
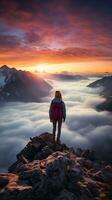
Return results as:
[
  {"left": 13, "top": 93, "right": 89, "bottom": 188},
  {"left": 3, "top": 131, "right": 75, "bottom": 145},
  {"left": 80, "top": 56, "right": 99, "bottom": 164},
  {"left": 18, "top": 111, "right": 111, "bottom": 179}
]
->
[{"left": 0, "top": 76, "right": 112, "bottom": 172}]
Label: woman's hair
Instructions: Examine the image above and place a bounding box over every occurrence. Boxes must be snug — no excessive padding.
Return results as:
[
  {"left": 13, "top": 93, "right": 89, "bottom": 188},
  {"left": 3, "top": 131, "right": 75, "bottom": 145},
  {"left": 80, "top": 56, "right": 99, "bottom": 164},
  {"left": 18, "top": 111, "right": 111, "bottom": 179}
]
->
[{"left": 55, "top": 91, "right": 62, "bottom": 100}]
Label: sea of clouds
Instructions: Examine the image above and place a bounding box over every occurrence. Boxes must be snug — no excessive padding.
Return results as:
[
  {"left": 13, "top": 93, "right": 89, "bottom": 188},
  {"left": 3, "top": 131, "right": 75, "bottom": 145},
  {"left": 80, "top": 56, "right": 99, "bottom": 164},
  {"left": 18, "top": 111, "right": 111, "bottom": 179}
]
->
[{"left": 0, "top": 76, "right": 112, "bottom": 172}]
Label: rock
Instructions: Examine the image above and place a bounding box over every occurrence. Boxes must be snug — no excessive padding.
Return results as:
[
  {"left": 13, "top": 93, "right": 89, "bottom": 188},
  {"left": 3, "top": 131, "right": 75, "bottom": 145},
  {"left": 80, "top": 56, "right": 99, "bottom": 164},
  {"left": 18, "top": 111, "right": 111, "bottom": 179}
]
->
[
  {"left": 93, "top": 165, "right": 112, "bottom": 183},
  {"left": 0, "top": 133, "right": 112, "bottom": 200},
  {"left": 68, "top": 166, "right": 82, "bottom": 181},
  {"left": 31, "top": 152, "right": 81, "bottom": 200},
  {"left": 54, "top": 190, "right": 76, "bottom": 200},
  {"left": 8, "top": 160, "right": 23, "bottom": 173},
  {"left": 0, "top": 176, "right": 9, "bottom": 189},
  {"left": 83, "top": 160, "right": 93, "bottom": 169},
  {"left": 81, "top": 149, "right": 96, "bottom": 161},
  {"left": 34, "top": 145, "right": 54, "bottom": 160},
  {"left": 0, "top": 186, "right": 32, "bottom": 200},
  {"left": 39, "top": 132, "right": 53, "bottom": 143},
  {"left": 75, "top": 148, "right": 83, "bottom": 157},
  {"left": 84, "top": 178, "right": 99, "bottom": 197},
  {"left": 0, "top": 173, "right": 32, "bottom": 200}
]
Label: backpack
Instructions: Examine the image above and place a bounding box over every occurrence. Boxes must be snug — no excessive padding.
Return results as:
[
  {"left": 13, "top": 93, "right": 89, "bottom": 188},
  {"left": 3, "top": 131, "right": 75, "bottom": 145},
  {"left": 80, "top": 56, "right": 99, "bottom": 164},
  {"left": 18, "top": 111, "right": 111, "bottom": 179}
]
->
[{"left": 51, "top": 102, "right": 63, "bottom": 121}]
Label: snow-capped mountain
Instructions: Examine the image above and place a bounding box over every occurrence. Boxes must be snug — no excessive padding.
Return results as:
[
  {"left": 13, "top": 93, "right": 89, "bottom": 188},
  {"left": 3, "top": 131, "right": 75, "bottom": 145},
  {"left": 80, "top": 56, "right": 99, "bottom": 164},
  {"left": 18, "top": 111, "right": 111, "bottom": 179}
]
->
[
  {"left": 0, "top": 65, "right": 16, "bottom": 88},
  {"left": 0, "top": 65, "right": 52, "bottom": 102}
]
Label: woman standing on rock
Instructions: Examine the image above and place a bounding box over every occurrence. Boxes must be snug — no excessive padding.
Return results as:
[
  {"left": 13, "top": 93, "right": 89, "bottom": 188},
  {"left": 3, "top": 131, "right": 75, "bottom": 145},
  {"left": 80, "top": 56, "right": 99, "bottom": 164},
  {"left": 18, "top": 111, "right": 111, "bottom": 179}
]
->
[{"left": 49, "top": 91, "right": 66, "bottom": 144}]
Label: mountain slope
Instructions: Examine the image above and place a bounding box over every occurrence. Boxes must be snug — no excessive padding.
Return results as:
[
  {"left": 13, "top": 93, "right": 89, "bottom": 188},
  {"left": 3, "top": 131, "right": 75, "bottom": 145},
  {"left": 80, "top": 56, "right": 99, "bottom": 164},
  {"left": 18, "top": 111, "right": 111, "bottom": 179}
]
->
[
  {"left": 88, "top": 76, "right": 112, "bottom": 111},
  {"left": 88, "top": 76, "right": 112, "bottom": 97},
  {"left": 0, "top": 65, "right": 52, "bottom": 102},
  {"left": 0, "top": 133, "right": 112, "bottom": 200}
]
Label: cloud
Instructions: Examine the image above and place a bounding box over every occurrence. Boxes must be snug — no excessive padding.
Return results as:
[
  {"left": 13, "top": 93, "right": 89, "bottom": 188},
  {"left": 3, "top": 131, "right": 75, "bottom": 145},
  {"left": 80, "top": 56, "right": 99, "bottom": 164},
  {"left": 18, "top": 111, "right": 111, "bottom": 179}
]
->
[
  {"left": 0, "top": 47, "right": 111, "bottom": 67},
  {"left": 0, "top": 101, "right": 52, "bottom": 172},
  {"left": 0, "top": 76, "right": 112, "bottom": 172},
  {"left": 0, "top": 35, "right": 21, "bottom": 49}
]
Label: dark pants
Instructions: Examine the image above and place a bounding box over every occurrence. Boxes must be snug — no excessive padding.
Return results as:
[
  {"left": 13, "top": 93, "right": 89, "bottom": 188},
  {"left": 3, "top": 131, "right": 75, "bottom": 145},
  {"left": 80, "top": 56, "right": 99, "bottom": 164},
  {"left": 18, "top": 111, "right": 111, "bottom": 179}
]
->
[{"left": 53, "top": 120, "right": 62, "bottom": 143}]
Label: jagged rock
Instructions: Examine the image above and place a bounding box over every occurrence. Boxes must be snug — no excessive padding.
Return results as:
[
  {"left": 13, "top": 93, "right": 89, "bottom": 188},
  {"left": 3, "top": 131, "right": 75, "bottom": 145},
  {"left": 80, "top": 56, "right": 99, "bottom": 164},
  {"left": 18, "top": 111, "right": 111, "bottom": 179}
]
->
[
  {"left": 0, "top": 173, "right": 32, "bottom": 200},
  {"left": 39, "top": 132, "right": 53, "bottom": 143},
  {"left": 75, "top": 148, "right": 83, "bottom": 157},
  {"left": 81, "top": 149, "right": 96, "bottom": 161},
  {"left": 34, "top": 145, "right": 54, "bottom": 160},
  {"left": 93, "top": 165, "right": 112, "bottom": 183},
  {"left": 84, "top": 178, "right": 99, "bottom": 197},
  {"left": 82, "top": 160, "right": 93, "bottom": 169},
  {"left": 54, "top": 190, "right": 76, "bottom": 200},
  {"left": 0, "top": 133, "right": 112, "bottom": 200},
  {"left": 0, "top": 176, "right": 9, "bottom": 189}
]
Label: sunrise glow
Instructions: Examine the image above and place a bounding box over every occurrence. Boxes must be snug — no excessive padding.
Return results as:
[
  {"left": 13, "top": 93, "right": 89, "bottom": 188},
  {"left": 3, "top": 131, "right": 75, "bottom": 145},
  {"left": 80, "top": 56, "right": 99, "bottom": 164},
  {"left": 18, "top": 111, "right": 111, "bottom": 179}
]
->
[
  {"left": 35, "top": 65, "right": 47, "bottom": 73},
  {"left": 0, "top": 0, "right": 112, "bottom": 74},
  {"left": 17, "top": 61, "right": 112, "bottom": 74}
]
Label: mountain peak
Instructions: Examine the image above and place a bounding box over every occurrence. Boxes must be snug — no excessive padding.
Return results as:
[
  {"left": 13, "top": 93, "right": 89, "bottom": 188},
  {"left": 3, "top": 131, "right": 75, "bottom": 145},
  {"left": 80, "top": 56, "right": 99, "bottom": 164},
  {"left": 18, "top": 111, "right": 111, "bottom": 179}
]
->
[
  {"left": 0, "top": 65, "right": 10, "bottom": 70},
  {"left": 0, "top": 132, "right": 111, "bottom": 200},
  {"left": 0, "top": 65, "right": 17, "bottom": 72},
  {"left": 0, "top": 66, "right": 52, "bottom": 102}
]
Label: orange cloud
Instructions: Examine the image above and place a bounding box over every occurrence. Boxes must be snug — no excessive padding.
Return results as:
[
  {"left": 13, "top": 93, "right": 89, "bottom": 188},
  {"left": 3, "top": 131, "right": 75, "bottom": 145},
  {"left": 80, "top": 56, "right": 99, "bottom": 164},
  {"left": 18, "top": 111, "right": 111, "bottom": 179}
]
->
[
  {"left": 0, "top": 0, "right": 111, "bottom": 71},
  {"left": 0, "top": 47, "right": 111, "bottom": 67}
]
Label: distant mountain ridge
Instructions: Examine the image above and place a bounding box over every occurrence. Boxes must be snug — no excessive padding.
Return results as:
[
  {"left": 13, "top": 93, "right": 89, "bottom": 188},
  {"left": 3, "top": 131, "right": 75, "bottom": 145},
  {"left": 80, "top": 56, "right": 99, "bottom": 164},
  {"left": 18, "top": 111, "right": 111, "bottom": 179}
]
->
[
  {"left": 0, "top": 65, "right": 52, "bottom": 102},
  {"left": 88, "top": 76, "right": 112, "bottom": 111},
  {"left": 46, "top": 73, "right": 88, "bottom": 81}
]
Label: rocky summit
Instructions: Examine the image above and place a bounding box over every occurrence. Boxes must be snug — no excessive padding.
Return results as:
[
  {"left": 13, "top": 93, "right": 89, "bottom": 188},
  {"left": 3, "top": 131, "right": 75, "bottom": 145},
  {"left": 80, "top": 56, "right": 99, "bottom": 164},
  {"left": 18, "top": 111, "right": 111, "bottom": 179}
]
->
[{"left": 0, "top": 133, "right": 112, "bottom": 200}]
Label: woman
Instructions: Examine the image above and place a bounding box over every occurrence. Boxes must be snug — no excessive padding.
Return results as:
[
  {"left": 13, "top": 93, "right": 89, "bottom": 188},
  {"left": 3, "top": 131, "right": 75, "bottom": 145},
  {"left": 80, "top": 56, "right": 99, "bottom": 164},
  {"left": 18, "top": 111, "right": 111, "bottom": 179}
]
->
[{"left": 49, "top": 91, "right": 66, "bottom": 143}]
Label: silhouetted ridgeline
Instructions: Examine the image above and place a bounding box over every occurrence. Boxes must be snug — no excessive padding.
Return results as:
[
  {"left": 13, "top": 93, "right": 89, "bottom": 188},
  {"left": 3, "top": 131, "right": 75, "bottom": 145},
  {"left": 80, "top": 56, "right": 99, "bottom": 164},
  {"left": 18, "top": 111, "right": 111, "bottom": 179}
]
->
[
  {"left": 88, "top": 76, "right": 112, "bottom": 112},
  {"left": 0, "top": 65, "right": 52, "bottom": 102},
  {"left": 0, "top": 133, "right": 112, "bottom": 200},
  {"left": 45, "top": 73, "right": 88, "bottom": 81}
]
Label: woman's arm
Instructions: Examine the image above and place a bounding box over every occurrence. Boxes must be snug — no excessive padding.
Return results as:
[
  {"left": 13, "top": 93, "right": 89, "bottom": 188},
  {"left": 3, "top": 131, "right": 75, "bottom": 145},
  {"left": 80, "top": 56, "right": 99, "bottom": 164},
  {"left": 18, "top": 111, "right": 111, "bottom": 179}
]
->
[
  {"left": 49, "top": 100, "right": 53, "bottom": 120},
  {"left": 62, "top": 101, "right": 66, "bottom": 121}
]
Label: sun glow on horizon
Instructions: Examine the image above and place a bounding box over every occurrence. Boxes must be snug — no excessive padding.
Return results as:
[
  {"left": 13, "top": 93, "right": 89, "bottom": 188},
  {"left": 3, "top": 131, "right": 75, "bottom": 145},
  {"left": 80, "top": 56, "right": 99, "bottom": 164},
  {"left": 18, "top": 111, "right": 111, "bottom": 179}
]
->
[
  {"left": 35, "top": 65, "right": 47, "bottom": 73},
  {"left": 31, "top": 61, "right": 112, "bottom": 74},
  {"left": 16, "top": 60, "right": 112, "bottom": 74}
]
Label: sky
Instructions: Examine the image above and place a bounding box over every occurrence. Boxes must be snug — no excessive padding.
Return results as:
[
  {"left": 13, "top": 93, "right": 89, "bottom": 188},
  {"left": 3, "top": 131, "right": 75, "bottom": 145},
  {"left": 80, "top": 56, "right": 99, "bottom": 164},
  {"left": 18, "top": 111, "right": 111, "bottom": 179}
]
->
[{"left": 0, "top": 0, "right": 112, "bottom": 73}]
